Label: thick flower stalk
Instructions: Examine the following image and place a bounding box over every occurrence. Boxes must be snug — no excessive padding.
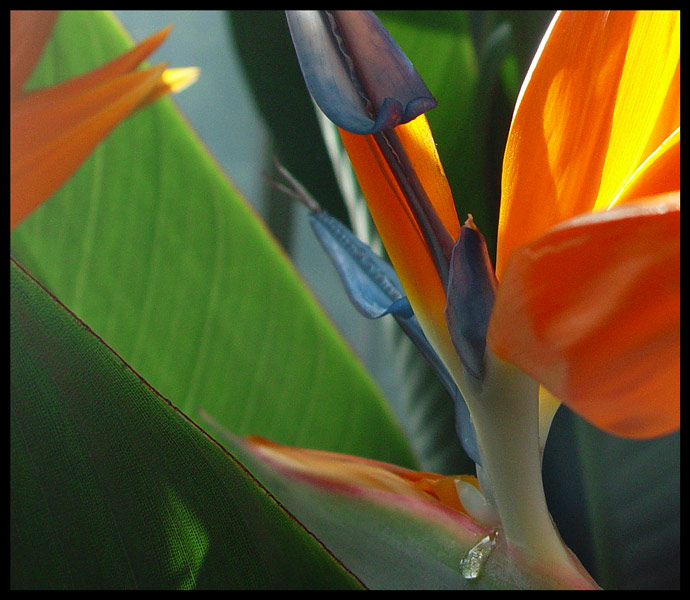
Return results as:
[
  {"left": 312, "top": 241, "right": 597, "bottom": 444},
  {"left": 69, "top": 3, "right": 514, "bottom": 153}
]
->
[
  {"left": 285, "top": 9, "right": 679, "bottom": 586},
  {"left": 10, "top": 10, "right": 198, "bottom": 230}
]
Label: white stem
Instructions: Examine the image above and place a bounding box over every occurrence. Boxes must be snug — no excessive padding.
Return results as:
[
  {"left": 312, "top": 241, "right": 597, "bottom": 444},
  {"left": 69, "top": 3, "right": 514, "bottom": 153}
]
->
[{"left": 461, "top": 348, "right": 586, "bottom": 580}]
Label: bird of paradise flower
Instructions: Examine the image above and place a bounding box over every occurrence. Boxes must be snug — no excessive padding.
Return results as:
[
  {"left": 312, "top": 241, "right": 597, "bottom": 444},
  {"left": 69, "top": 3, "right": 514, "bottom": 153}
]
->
[
  {"left": 263, "top": 9, "right": 679, "bottom": 588},
  {"left": 10, "top": 9, "right": 679, "bottom": 590}
]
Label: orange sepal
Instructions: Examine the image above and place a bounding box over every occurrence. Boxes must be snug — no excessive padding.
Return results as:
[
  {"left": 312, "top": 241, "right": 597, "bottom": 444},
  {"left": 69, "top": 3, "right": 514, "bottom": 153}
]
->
[
  {"left": 497, "top": 10, "right": 680, "bottom": 278},
  {"left": 11, "top": 64, "right": 169, "bottom": 230},
  {"left": 10, "top": 10, "right": 60, "bottom": 102},
  {"left": 488, "top": 196, "right": 679, "bottom": 439},
  {"left": 15, "top": 25, "right": 173, "bottom": 113}
]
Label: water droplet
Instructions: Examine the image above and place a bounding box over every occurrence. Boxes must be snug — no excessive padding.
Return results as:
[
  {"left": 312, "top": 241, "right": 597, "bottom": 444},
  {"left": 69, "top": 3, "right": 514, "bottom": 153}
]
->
[{"left": 460, "top": 530, "right": 498, "bottom": 580}]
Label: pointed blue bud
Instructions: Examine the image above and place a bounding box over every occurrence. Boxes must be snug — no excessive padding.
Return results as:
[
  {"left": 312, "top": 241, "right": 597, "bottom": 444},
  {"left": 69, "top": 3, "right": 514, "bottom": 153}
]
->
[
  {"left": 444, "top": 217, "right": 498, "bottom": 381},
  {"left": 286, "top": 10, "right": 437, "bottom": 134},
  {"left": 309, "top": 209, "right": 481, "bottom": 465},
  {"left": 309, "top": 210, "right": 406, "bottom": 319}
]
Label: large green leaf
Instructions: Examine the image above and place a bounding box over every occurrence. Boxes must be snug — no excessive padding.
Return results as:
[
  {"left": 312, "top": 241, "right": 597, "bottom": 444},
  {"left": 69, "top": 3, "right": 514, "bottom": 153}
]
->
[
  {"left": 572, "top": 416, "right": 679, "bottom": 589},
  {"left": 10, "top": 10, "right": 416, "bottom": 468},
  {"left": 542, "top": 408, "right": 680, "bottom": 590},
  {"left": 10, "top": 257, "right": 363, "bottom": 590},
  {"left": 11, "top": 256, "right": 595, "bottom": 590}
]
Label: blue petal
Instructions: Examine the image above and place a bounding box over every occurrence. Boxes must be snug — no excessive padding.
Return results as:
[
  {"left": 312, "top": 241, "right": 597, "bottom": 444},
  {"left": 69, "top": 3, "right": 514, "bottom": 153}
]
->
[
  {"left": 286, "top": 10, "right": 436, "bottom": 134},
  {"left": 444, "top": 221, "right": 498, "bottom": 380},
  {"left": 309, "top": 209, "right": 481, "bottom": 465},
  {"left": 309, "top": 210, "right": 405, "bottom": 319}
]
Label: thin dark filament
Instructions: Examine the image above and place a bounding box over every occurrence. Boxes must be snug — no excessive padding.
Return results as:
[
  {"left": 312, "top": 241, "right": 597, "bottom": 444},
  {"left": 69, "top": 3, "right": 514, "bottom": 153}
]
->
[{"left": 266, "top": 157, "right": 322, "bottom": 213}]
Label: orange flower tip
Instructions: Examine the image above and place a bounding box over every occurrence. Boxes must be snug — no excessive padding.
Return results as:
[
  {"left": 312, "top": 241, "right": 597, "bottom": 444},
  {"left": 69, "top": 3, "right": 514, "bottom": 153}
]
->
[
  {"left": 10, "top": 10, "right": 60, "bottom": 101},
  {"left": 161, "top": 67, "right": 200, "bottom": 94},
  {"left": 141, "top": 24, "right": 173, "bottom": 55},
  {"left": 463, "top": 214, "right": 478, "bottom": 231}
]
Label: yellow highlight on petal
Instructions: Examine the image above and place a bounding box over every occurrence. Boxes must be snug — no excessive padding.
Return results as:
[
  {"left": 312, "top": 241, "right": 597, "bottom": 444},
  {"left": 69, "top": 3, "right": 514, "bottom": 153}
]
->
[
  {"left": 609, "top": 127, "right": 680, "bottom": 208},
  {"left": 162, "top": 67, "right": 200, "bottom": 94},
  {"left": 592, "top": 11, "right": 680, "bottom": 212},
  {"left": 339, "top": 115, "right": 464, "bottom": 390}
]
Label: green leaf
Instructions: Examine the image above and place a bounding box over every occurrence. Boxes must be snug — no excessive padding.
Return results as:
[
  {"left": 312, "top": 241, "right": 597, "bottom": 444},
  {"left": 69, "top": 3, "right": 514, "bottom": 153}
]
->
[
  {"left": 11, "top": 256, "right": 592, "bottom": 590},
  {"left": 10, "top": 257, "right": 363, "bottom": 590},
  {"left": 10, "top": 10, "right": 417, "bottom": 469},
  {"left": 542, "top": 409, "right": 680, "bottom": 590},
  {"left": 574, "top": 417, "right": 680, "bottom": 589}
]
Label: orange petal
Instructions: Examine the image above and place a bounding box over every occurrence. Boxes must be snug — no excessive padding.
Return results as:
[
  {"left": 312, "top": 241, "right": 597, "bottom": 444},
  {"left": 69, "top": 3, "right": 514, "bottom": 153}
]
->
[
  {"left": 488, "top": 196, "right": 679, "bottom": 439},
  {"left": 10, "top": 26, "right": 196, "bottom": 231},
  {"left": 246, "top": 435, "right": 479, "bottom": 517},
  {"left": 17, "top": 25, "right": 173, "bottom": 113},
  {"left": 10, "top": 10, "right": 59, "bottom": 101},
  {"left": 591, "top": 12, "right": 680, "bottom": 212},
  {"left": 11, "top": 64, "right": 168, "bottom": 230},
  {"left": 609, "top": 127, "right": 680, "bottom": 208},
  {"left": 339, "top": 115, "right": 462, "bottom": 377},
  {"left": 497, "top": 10, "right": 680, "bottom": 278}
]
